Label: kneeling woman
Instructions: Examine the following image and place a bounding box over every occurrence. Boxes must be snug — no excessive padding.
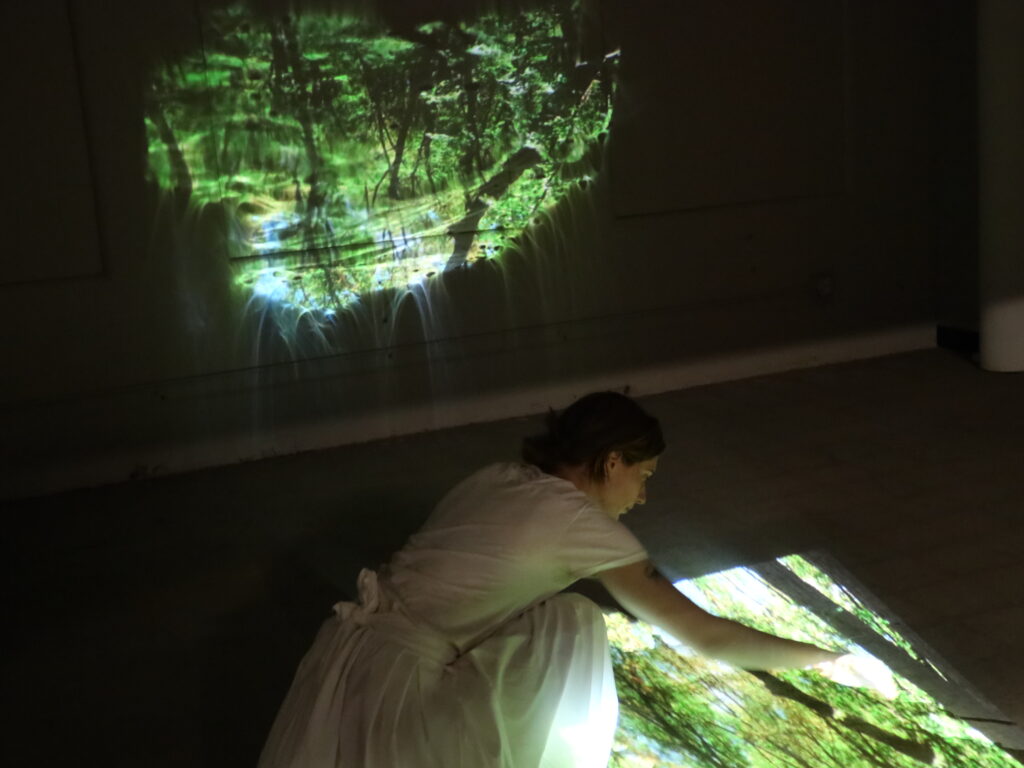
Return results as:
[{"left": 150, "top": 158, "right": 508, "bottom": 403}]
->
[{"left": 259, "top": 392, "right": 847, "bottom": 767}]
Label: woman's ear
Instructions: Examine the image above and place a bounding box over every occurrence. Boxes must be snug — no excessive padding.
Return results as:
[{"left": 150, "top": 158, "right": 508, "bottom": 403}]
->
[{"left": 604, "top": 451, "right": 623, "bottom": 475}]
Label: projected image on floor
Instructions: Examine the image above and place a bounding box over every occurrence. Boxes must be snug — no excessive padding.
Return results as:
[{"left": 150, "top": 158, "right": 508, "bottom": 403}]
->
[
  {"left": 146, "top": 1, "right": 615, "bottom": 313},
  {"left": 606, "top": 553, "right": 1021, "bottom": 767}
]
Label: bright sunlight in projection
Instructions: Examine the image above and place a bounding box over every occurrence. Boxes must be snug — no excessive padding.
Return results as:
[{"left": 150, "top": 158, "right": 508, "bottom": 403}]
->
[
  {"left": 145, "top": 1, "right": 615, "bottom": 313},
  {"left": 606, "top": 554, "right": 1021, "bottom": 767}
]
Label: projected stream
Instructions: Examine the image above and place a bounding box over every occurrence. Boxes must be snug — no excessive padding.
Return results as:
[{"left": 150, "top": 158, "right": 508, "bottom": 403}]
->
[
  {"left": 145, "top": 1, "right": 614, "bottom": 314},
  {"left": 606, "top": 554, "right": 1021, "bottom": 767}
]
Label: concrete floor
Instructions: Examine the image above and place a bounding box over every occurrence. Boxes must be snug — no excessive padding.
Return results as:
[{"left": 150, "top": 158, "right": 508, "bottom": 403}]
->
[{"left": 4, "top": 348, "right": 1023, "bottom": 766}]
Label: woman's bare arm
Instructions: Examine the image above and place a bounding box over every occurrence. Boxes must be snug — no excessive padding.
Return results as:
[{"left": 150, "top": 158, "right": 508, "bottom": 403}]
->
[{"left": 598, "top": 559, "right": 842, "bottom": 671}]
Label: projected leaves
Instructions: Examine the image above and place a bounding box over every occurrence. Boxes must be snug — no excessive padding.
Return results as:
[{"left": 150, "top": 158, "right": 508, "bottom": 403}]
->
[
  {"left": 146, "top": 2, "right": 615, "bottom": 312},
  {"left": 607, "top": 556, "right": 1020, "bottom": 767}
]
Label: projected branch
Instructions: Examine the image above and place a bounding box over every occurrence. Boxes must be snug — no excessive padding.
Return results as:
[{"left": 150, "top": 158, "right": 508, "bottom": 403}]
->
[
  {"left": 748, "top": 670, "right": 935, "bottom": 764},
  {"left": 445, "top": 145, "right": 542, "bottom": 270},
  {"left": 747, "top": 562, "right": 944, "bottom": 694}
]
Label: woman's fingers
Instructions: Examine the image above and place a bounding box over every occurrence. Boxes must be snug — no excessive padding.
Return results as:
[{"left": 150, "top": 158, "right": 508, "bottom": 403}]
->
[{"left": 811, "top": 653, "right": 899, "bottom": 699}]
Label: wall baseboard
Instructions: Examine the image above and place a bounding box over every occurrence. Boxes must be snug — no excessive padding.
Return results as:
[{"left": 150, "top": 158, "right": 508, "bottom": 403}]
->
[{"left": 0, "top": 322, "right": 934, "bottom": 501}]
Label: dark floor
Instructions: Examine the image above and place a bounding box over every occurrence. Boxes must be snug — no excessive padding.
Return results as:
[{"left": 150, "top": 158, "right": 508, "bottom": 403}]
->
[{"left": 4, "top": 348, "right": 1023, "bottom": 766}]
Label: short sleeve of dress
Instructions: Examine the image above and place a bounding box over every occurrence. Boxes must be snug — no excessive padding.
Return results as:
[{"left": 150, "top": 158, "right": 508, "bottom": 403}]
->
[{"left": 558, "top": 504, "right": 648, "bottom": 581}]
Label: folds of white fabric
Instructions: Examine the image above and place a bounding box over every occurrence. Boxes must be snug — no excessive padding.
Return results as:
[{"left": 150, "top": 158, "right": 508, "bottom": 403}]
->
[{"left": 258, "top": 578, "right": 618, "bottom": 768}]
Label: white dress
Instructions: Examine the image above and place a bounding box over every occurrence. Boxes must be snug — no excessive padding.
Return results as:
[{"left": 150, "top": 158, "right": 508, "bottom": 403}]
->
[{"left": 258, "top": 462, "right": 648, "bottom": 768}]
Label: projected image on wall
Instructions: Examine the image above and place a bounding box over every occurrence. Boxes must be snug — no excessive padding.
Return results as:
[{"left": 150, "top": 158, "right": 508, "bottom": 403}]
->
[
  {"left": 606, "top": 553, "right": 1021, "bottom": 767},
  {"left": 146, "top": 1, "right": 615, "bottom": 313}
]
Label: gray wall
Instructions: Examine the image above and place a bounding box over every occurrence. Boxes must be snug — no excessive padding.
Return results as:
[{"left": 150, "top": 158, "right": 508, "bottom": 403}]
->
[{"left": 0, "top": 0, "right": 975, "bottom": 497}]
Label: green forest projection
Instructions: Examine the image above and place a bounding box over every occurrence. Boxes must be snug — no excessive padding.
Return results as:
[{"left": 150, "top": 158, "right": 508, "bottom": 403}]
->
[
  {"left": 146, "top": 2, "right": 614, "bottom": 314},
  {"left": 606, "top": 554, "right": 1020, "bottom": 767}
]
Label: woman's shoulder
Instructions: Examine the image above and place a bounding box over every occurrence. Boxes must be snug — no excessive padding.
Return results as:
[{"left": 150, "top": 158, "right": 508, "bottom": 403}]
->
[
  {"left": 471, "top": 462, "right": 584, "bottom": 498},
  {"left": 463, "top": 463, "right": 647, "bottom": 573},
  {"left": 437, "top": 462, "right": 593, "bottom": 518},
  {"left": 457, "top": 461, "right": 550, "bottom": 490}
]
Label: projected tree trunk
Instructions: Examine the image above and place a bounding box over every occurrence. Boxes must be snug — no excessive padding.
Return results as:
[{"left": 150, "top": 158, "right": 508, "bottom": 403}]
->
[
  {"left": 146, "top": 97, "right": 191, "bottom": 196},
  {"left": 386, "top": 82, "right": 420, "bottom": 201}
]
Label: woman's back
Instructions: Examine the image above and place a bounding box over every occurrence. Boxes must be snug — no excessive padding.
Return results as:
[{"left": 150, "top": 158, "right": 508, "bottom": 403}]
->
[{"left": 387, "top": 463, "right": 646, "bottom": 653}]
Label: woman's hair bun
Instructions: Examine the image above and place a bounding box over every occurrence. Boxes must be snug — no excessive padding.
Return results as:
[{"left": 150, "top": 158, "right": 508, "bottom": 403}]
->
[{"left": 521, "top": 392, "right": 664, "bottom": 480}]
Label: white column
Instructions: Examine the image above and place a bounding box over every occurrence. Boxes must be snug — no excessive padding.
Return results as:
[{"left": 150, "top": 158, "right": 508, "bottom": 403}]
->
[{"left": 978, "top": 0, "right": 1024, "bottom": 371}]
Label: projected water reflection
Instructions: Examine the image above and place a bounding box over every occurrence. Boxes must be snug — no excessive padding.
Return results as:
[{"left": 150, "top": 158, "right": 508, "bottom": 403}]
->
[
  {"left": 145, "top": 1, "right": 615, "bottom": 315},
  {"left": 606, "top": 553, "right": 1021, "bottom": 767}
]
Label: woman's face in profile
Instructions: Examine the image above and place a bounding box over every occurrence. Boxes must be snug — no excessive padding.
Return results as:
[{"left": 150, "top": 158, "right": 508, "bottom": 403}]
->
[{"left": 598, "top": 454, "right": 659, "bottom": 519}]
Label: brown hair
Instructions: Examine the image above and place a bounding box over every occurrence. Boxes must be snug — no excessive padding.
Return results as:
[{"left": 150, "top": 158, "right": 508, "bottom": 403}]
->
[{"left": 521, "top": 392, "right": 664, "bottom": 481}]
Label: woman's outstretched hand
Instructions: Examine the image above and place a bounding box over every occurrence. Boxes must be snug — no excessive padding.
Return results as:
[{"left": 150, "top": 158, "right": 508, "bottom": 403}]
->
[
  {"left": 601, "top": 560, "right": 855, "bottom": 671},
  {"left": 809, "top": 653, "right": 899, "bottom": 699}
]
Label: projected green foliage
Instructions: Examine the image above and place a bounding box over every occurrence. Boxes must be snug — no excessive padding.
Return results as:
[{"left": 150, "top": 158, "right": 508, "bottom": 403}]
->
[
  {"left": 146, "top": 1, "right": 614, "bottom": 312},
  {"left": 606, "top": 556, "right": 1020, "bottom": 767}
]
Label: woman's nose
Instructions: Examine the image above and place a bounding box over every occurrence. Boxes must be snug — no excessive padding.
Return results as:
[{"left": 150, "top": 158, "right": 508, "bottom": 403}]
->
[{"left": 636, "top": 487, "right": 646, "bottom": 505}]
